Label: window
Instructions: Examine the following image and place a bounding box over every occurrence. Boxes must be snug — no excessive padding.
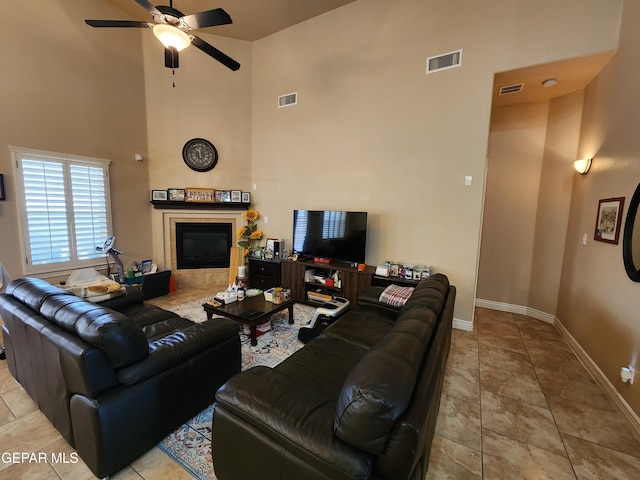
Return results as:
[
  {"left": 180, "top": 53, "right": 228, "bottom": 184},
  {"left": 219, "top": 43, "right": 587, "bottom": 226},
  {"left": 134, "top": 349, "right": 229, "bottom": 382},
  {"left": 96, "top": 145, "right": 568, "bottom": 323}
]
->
[{"left": 11, "top": 147, "right": 112, "bottom": 275}]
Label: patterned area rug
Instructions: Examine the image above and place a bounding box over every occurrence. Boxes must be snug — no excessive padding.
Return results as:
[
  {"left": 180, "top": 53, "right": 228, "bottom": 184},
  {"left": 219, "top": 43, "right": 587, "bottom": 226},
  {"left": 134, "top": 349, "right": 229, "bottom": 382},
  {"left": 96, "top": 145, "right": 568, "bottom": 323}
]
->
[{"left": 157, "top": 297, "right": 315, "bottom": 479}]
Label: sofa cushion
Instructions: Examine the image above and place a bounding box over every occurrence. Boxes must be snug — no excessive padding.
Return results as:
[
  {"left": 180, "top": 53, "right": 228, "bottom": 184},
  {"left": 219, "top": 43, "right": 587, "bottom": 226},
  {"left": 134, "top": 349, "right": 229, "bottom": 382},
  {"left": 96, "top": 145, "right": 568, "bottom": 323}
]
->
[
  {"left": 401, "top": 274, "right": 449, "bottom": 314},
  {"left": 334, "top": 309, "right": 436, "bottom": 455},
  {"left": 117, "top": 318, "right": 239, "bottom": 385},
  {"left": 276, "top": 335, "right": 369, "bottom": 398},
  {"left": 6, "top": 277, "right": 74, "bottom": 312},
  {"left": 320, "top": 309, "right": 394, "bottom": 350},
  {"left": 40, "top": 294, "right": 149, "bottom": 368}
]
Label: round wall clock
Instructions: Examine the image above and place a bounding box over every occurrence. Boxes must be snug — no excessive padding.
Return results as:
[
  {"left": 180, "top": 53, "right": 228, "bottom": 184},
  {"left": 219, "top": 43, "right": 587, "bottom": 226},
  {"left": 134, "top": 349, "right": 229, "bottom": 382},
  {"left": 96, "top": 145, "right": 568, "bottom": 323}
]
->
[{"left": 182, "top": 138, "right": 218, "bottom": 172}]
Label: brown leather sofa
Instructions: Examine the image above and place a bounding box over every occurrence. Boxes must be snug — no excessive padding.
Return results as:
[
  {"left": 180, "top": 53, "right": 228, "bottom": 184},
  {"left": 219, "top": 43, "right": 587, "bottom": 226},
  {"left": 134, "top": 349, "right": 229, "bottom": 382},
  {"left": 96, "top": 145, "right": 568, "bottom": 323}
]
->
[
  {"left": 212, "top": 273, "right": 455, "bottom": 480},
  {"left": 0, "top": 277, "right": 241, "bottom": 478}
]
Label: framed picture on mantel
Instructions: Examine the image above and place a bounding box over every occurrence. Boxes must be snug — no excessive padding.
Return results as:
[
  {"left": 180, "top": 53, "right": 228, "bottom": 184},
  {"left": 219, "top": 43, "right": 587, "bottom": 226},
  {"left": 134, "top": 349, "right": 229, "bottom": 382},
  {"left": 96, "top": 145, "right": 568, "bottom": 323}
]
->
[
  {"left": 151, "top": 189, "right": 167, "bottom": 201},
  {"left": 594, "top": 197, "right": 625, "bottom": 244}
]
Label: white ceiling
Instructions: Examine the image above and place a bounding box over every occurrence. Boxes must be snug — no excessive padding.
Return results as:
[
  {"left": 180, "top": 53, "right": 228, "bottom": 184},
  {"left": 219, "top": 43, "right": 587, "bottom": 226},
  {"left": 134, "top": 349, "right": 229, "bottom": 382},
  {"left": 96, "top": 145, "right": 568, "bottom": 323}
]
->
[{"left": 104, "top": 0, "right": 358, "bottom": 41}]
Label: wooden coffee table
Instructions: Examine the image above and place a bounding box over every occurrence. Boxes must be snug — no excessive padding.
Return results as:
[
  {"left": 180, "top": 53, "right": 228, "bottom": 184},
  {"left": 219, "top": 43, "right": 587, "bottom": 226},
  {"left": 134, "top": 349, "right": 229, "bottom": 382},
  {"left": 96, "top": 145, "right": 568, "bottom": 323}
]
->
[{"left": 203, "top": 295, "right": 295, "bottom": 346}]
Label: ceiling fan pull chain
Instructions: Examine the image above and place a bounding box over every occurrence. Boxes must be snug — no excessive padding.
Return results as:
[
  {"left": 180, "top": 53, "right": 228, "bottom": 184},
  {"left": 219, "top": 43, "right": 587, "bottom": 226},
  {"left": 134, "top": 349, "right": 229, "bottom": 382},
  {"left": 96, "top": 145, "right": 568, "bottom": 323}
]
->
[{"left": 172, "top": 69, "right": 176, "bottom": 88}]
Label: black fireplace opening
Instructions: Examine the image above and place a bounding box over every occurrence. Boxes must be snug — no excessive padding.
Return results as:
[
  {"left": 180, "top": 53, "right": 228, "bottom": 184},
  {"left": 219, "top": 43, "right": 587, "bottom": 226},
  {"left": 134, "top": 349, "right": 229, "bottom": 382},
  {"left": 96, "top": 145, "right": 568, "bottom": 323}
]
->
[{"left": 176, "top": 222, "right": 232, "bottom": 269}]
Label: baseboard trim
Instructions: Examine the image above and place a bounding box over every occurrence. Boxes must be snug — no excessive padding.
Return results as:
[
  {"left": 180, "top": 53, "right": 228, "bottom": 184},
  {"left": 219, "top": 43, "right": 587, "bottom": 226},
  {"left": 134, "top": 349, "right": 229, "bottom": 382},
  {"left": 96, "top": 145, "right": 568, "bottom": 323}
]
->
[
  {"left": 453, "top": 317, "right": 473, "bottom": 331},
  {"left": 475, "top": 298, "right": 554, "bottom": 324},
  {"left": 476, "top": 298, "right": 640, "bottom": 441},
  {"left": 554, "top": 318, "right": 640, "bottom": 441}
]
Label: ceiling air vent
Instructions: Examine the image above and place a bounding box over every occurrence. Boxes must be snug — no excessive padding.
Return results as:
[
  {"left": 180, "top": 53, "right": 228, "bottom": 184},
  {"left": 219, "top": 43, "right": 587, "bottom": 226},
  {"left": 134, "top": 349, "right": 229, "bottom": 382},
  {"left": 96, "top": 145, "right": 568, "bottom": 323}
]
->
[
  {"left": 278, "top": 92, "right": 298, "bottom": 108},
  {"left": 426, "top": 49, "right": 462, "bottom": 74},
  {"left": 498, "top": 83, "right": 524, "bottom": 95}
]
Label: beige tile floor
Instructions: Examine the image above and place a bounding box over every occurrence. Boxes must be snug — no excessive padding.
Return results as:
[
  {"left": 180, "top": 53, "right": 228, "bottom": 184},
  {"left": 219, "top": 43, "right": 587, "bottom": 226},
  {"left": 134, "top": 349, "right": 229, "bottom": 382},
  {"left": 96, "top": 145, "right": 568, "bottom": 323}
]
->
[
  {"left": 426, "top": 307, "right": 640, "bottom": 480},
  {"left": 1, "top": 289, "right": 640, "bottom": 479}
]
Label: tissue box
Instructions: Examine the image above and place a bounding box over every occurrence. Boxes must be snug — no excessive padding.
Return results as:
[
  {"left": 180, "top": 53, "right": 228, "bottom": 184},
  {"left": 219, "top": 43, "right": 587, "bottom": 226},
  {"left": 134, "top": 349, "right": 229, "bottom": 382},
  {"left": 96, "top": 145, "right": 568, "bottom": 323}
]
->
[
  {"left": 214, "top": 290, "right": 237, "bottom": 304},
  {"left": 264, "top": 287, "right": 291, "bottom": 303}
]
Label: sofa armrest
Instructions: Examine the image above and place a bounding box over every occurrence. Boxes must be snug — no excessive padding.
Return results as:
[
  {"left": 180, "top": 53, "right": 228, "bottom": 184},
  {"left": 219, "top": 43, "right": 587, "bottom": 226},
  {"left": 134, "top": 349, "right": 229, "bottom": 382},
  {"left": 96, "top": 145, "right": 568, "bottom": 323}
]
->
[
  {"left": 98, "top": 286, "right": 144, "bottom": 311},
  {"left": 215, "top": 366, "right": 373, "bottom": 478},
  {"left": 357, "top": 286, "right": 403, "bottom": 320},
  {"left": 116, "top": 318, "right": 239, "bottom": 385}
]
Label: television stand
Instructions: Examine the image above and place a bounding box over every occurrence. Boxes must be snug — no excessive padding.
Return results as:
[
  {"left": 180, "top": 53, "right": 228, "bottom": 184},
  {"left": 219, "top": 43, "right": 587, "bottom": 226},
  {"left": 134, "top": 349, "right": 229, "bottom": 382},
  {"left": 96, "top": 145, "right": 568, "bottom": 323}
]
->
[{"left": 281, "top": 258, "right": 374, "bottom": 310}]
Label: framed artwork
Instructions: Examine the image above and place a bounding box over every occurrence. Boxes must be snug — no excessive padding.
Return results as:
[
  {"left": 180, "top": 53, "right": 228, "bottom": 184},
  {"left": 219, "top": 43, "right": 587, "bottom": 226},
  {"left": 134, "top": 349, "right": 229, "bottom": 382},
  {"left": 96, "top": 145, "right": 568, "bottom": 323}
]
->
[
  {"left": 231, "top": 190, "right": 242, "bottom": 202},
  {"left": 168, "top": 188, "right": 185, "bottom": 201},
  {"left": 151, "top": 189, "right": 167, "bottom": 201},
  {"left": 0, "top": 174, "right": 5, "bottom": 201},
  {"left": 242, "top": 192, "right": 251, "bottom": 203},
  {"left": 185, "top": 188, "right": 215, "bottom": 202},
  {"left": 594, "top": 197, "right": 625, "bottom": 244},
  {"left": 215, "top": 190, "right": 231, "bottom": 203}
]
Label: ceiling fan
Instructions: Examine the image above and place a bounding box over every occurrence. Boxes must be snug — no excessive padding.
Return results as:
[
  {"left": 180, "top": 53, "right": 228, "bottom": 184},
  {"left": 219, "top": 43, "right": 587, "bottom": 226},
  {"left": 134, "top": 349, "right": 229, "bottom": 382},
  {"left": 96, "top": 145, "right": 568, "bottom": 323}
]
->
[{"left": 85, "top": 0, "right": 240, "bottom": 71}]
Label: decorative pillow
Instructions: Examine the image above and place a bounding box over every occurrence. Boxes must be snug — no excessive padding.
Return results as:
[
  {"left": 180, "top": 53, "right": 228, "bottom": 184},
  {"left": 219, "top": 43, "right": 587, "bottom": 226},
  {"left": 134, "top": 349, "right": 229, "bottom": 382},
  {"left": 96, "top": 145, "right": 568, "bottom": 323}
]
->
[{"left": 378, "top": 285, "right": 414, "bottom": 308}]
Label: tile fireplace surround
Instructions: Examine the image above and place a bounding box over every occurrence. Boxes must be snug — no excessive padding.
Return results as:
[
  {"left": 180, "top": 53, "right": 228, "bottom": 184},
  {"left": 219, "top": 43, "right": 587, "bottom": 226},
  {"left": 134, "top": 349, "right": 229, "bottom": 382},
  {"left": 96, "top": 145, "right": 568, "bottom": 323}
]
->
[{"left": 151, "top": 208, "right": 244, "bottom": 290}]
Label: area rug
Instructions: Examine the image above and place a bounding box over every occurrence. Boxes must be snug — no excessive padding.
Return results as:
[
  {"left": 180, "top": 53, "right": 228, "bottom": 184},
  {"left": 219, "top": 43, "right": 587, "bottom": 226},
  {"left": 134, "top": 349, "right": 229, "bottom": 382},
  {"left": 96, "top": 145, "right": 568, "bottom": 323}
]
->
[{"left": 157, "top": 296, "right": 315, "bottom": 479}]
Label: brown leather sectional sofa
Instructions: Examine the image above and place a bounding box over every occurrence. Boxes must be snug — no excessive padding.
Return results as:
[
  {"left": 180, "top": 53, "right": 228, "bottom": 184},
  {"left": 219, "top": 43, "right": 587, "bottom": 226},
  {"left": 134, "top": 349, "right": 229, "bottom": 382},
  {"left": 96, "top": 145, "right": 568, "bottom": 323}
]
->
[
  {"left": 0, "top": 277, "right": 241, "bottom": 478},
  {"left": 212, "top": 273, "right": 455, "bottom": 480}
]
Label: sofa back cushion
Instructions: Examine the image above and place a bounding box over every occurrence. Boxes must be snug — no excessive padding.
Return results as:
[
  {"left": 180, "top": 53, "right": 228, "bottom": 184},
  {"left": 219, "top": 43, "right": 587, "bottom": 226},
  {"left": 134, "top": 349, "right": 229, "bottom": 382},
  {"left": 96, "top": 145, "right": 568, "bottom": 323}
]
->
[
  {"left": 8, "top": 278, "right": 148, "bottom": 369},
  {"left": 401, "top": 273, "right": 449, "bottom": 314},
  {"left": 40, "top": 294, "right": 149, "bottom": 368},
  {"left": 334, "top": 308, "right": 436, "bottom": 454},
  {"left": 6, "top": 277, "right": 74, "bottom": 311}
]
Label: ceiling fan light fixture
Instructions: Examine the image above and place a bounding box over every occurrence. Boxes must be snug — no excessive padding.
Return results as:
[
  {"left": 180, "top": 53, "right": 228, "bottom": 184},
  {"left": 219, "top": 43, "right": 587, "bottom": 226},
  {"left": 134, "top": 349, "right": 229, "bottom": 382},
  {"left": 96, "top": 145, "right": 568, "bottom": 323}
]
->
[{"left": 153, "top": 24, "right": 190, "bottom": 51}]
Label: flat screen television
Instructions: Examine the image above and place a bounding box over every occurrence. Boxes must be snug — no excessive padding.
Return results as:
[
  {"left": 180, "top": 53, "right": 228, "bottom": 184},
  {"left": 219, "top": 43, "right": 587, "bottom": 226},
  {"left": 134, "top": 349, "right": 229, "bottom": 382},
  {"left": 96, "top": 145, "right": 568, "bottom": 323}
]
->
[{"left": 292, "top": 210, "right": 367, "bottom": 264}]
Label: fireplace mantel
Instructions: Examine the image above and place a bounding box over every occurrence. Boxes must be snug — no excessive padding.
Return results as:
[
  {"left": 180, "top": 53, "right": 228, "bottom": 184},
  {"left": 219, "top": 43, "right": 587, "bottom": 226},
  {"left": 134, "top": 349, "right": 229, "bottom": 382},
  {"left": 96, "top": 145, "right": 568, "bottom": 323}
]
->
[{"left": 150, "top": 201, "right": 250, "bottom": 210}]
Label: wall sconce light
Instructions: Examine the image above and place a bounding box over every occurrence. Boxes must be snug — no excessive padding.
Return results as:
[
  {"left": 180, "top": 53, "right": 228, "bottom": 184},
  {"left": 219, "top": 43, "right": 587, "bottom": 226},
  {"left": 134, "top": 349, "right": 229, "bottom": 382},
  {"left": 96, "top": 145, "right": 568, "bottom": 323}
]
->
[{"left": 574, "top": 158, "right": 592, "bottom": 175}]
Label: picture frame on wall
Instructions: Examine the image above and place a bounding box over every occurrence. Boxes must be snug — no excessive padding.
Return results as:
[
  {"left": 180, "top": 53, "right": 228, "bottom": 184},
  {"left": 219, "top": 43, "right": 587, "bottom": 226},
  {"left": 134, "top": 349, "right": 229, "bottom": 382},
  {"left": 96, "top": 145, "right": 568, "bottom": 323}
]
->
[
  {"left": 0, "top": 174, "right": 5, "bottom": 201},
  {"left": 186, "top": 187, "right": 215, "bottom": 202},
  {"left": 151, "top": 189, "right": 167, "bottom": 201},
  {"left": 241, "top": 192, "right": 251, "bottom": 203},
  {"left": 594, "top": 197, "right": 625, "bottom": 244},
  {"left": 168, "top": 188, "right": 185, "bottom": 201},
  {"left": 231, "top": 190, "right": 242, "bottom": 202}
]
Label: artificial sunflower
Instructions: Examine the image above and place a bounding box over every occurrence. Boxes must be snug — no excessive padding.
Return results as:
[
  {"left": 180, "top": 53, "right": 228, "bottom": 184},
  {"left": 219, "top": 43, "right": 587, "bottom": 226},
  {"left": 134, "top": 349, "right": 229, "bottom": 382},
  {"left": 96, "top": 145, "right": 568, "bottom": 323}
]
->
[{"left": 238, "top": 210, "right": 264, "bottom": 257}]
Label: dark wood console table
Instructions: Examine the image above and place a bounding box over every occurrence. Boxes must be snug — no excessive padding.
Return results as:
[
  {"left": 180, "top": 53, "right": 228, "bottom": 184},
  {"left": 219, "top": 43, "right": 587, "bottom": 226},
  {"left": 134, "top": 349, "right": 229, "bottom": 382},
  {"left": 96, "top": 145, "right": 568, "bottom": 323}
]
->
[{"left": 281, "top": 258, "right": 374, "bottom": 310}]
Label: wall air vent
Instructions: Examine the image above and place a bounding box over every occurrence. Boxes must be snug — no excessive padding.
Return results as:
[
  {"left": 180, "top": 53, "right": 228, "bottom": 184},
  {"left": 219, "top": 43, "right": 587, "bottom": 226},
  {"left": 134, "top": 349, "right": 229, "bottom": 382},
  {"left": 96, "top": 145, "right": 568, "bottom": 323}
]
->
[
  {"left": 278, "top": 92, "right": 298, "bottom": 108},
  {"left": 426, "top": 49, "right": 462, "bottom": 74},
  {"left": 498, "top": 83, "right": 524, "bottom": 95}
]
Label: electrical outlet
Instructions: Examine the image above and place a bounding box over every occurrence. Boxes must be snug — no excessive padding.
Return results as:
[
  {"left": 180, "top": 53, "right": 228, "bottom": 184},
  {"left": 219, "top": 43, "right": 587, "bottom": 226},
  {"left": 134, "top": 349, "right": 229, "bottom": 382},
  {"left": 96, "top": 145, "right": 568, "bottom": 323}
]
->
[{"left": 621, "top": 365, "right": 635, "bottom": 384}]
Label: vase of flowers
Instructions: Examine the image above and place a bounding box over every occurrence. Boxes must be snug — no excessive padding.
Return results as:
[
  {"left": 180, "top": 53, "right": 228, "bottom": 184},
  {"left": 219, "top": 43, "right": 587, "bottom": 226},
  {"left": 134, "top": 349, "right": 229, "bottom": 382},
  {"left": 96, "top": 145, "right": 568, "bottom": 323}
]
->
[{"left": 238, "top": 209, "right": 263, "bottom": 259}]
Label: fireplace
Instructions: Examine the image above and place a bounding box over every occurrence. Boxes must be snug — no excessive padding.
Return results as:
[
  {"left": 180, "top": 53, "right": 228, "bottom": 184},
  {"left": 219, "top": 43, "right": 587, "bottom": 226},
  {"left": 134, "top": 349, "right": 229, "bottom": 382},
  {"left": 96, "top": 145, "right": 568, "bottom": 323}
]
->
[{"left": 175, "top": 222, "right": 232, "bottom": 269}]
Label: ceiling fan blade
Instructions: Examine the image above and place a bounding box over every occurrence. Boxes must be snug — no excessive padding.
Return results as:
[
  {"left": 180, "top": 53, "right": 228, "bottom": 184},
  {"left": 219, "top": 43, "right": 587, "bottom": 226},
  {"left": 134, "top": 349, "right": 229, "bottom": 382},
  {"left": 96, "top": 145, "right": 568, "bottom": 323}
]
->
[
  {"left": 191, "top": 35, "right": 240, "bottom": 71},
  {"left": 85, "top": 19, "right": 153, "bottom": 28},
  {"left": 181, "top": 8, "right": 232, "bottom": 30},
  {"left": 134, "top": 0, "right": 163, "bottom": 18},
  {"left": 165, "top": 47, "right": 179, "bottom": 69}
]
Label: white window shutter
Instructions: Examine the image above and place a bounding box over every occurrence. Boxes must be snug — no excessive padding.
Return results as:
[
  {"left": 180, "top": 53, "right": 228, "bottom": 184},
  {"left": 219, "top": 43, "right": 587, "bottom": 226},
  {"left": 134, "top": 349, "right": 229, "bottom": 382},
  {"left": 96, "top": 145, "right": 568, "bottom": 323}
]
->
[{"left": 22, "top": 159, "right": 71, "bottom": 265}]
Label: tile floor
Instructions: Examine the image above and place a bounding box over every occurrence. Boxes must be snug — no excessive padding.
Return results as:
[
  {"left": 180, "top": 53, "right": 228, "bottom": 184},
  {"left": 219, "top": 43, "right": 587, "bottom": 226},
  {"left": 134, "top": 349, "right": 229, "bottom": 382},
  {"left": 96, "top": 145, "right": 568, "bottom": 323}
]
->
[
  {"left": 1, "top": 289, "right": 640, "bottom": 479},
  {"left": 426, "top": 307, "right": 640, "bottom": 480}
]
